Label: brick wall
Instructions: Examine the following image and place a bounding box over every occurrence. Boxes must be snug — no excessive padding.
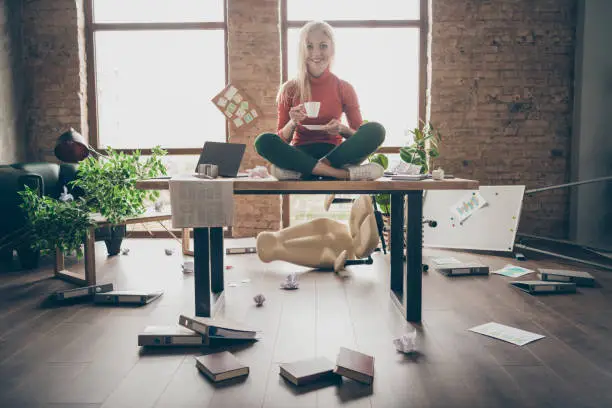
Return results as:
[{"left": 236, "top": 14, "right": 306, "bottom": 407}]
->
[
  {"left": 431, "top": 0, "right": 577, "bottom": 238},
  {"left": 22, "top": 0, "right": 87, "bottom": 162},
  {"left": 227, "top": 0, "right": 282, "bottom": 236},
  {"left": 0, "top": 0, "right": 26, "bottom": 164}
]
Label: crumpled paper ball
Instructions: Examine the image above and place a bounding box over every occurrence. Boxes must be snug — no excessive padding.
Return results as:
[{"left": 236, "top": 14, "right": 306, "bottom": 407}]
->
[
  {"left": 247, "top": 165, "right": 270, "bottom": 179},
  {"left": 59, "top": 186, "right": 74, "bottom": 202},
  {"left": 182, "top": 261, "right": 194, "bottom": 273},
  {"left": 393, "top": 331, "right": 417, "bottom": 354},
  {"left": 253, "top": 293, "right": 266, "bottom": 306},
  {"left": 280, "top": 273, "right": 299, "bottom": 290}
]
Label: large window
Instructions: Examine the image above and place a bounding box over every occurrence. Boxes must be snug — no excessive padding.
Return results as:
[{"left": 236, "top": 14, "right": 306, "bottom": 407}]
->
[
  {"left": 87, "top": 0, "right": 227, "bottom": 151},
  {"left": 283, "top": 0, "right": 426, "bottom": 148},
  {"left": 282, "top": 0, "right": 427, "bottom": 226}
]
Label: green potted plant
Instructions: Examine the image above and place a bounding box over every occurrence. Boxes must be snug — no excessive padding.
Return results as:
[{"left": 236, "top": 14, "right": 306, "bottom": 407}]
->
[
  {"left": 399, "top": 121, "right": 441, "bottom": 174},
  {"left": 19, "top": 146, "right": 168, "bottom": 258}
]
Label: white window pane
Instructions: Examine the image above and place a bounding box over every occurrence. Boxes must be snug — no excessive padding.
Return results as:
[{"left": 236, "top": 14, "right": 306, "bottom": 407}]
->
[
  {"left": 288, "top": 0, "right": 420, "bottom": 21},
  {"left": 93, "top": 0, "right": 224, "bottom": 23},
  {"left": 95, "top": 30, "right": 226, "bottom": 149},
  {"left": 288, "top": 27, "right": 420, "bottom": 147}
]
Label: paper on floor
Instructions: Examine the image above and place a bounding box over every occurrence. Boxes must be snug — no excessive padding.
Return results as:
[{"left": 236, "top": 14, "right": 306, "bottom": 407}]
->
[
  {"left": 492, "top": 264, "right": 533, "bottom": 277},
  {"left": 469, "top": 322, "right": 544, "bottom": 346}
]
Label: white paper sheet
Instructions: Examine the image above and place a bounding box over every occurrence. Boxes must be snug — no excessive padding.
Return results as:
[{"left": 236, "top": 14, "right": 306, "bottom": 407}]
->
[
  {"left": 492, "top": 264, "right": 534, "bottom": 277},
  {"left": 469, "top": 322, "right": 545, "bottom": 346},
  {"left": 169, "top": 175, "right": 234, "bottom": 228},
  {"left": 450, "top": 191, "right": 487, "bottom": 223}
]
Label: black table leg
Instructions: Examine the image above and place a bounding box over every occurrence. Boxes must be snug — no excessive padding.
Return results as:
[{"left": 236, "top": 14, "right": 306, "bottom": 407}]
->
[
  {"left": 405, "top": 191, "right": 423, "bottom": 323},
  {"left": 193, "top": 227, "right": 211, "bottom": 317},
  {"left": 193, "top": 227, "right": 225, "bottom": 318},
  {"left": 390, "top": 193, "right": 405, "bottom": 298},
  {"left": 210, "top": 227, "right": 224, "bottom": 293}
]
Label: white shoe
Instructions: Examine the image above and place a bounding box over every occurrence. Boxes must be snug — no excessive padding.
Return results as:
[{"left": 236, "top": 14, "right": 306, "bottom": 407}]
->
[
  {"left": 270, "top": 165, "right": 302, "bottom": 180},
  {"left": 346, "top": 163, "right": 384, "bottom": 181}
]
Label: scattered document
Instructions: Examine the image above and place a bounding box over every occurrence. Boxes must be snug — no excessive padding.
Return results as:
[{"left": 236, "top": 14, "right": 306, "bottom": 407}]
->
[
  {"left": 492, "top": 264, "right": 534, "bottom": 278},
  {"left": 169, "top": 175, "right": 234, "bottom": 228},
  {"left": 469, "top": 322, "right": 545, "bottom": 346},
  {"left": 450, "top": 191, "right": 487, "bottom": 223},
  {"left": 431, "top": 256, "right": 461, "bottom": 265}
]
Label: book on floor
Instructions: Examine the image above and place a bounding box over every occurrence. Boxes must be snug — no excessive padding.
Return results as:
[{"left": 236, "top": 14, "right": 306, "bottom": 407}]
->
[
  {"left": 178, "top": 315, "right": 260, "bottom": 339},
  {"left": 195, "top": 351, "right": 249, "bottom": 382},
  {"left": 435, "top": 262, "right": 490, "bottom": 276},
  {"left": 93, "top": 289, "right": 163, "bottom": 305},
  {"left": 333, "top": 347, "right": 375, "bottom": 385},
  {"left": 279, "top": 356, "right": 338, "bottom": 386},
  {"left": 51, "top": 282, "right": 114, "bottom": 301},
  {"left": 138, "top": 325, "right": 209, "bottom": 347},
  {"left": 510, "top": 280, "right": 577, "bottom": 295},
  {"left": 538, "top": 268, "right": 596, "bottom": 287}
]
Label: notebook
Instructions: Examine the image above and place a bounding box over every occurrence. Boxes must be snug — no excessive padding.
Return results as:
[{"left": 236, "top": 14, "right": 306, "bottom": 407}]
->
[
  {"left": 195, "top": 351, "right": 249, "bottom": 382},
  {"left": 510, "top": 280, "right": 577, "bottom": 295},
  {"left": 279, "top": 356, "right": 337, "bottom": 386},
  {"left": 538, "top": 269, "right": 596, "bottom": 287},
  {"left": 333, "top": 347, "right": 375, "bottom": 385},
  {"left": 138, "top": 325, "right": 208, "bottom": 347},
  {"left": 178, "top": 315, "right": 260, "bottom": 339}
]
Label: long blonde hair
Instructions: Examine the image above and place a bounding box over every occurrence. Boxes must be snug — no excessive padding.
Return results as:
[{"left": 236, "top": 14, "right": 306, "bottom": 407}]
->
[{"left": 278, "top": 20, "right": 336, "bottom": 105}]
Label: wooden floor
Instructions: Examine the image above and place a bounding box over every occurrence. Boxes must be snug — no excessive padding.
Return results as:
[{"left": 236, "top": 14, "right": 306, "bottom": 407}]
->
[{"left": 1, "top": 237, "right": 612, "bottom": 408}]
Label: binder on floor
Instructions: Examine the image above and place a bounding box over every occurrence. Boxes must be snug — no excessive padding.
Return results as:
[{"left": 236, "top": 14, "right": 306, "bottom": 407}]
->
[
  {"left": 510, "top": 280, "right": 576, "bottom": 295},
  {"left": 51, "top": 283, "right": 114, "bottom": 301},
  {"left": 178, "top": 315, "right": 260, "bottom": 340},
  {"left": 435, "top": 263, "right": 490, "bottom": 276},
  {"left": 94, "top": 289, "right": 163, "bottom": 305},
  {"left": 538, "top": 269, "right": 596, "bottom": 287},
  {"left": 226, "top": 247, "right": 257, "bottom": 255},
  {"left": 138, "top": 325, "right": 209, "bottom": 347}
]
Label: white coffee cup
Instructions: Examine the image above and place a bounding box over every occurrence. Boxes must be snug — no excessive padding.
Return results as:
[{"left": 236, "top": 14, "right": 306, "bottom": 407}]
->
[{"left": 303, "top": 102, "right": 320, "bottom": 118}]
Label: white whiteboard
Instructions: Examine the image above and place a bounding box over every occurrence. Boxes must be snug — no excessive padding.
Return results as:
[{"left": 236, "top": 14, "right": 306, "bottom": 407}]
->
[{"left": 422, "top": 185, "right": 525, "bottom": 252}]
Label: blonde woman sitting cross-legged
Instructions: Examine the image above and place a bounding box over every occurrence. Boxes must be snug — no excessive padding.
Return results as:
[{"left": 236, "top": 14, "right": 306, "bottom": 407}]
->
[{"left": 256, "top": 195, "right": 379, "bottom": 272}]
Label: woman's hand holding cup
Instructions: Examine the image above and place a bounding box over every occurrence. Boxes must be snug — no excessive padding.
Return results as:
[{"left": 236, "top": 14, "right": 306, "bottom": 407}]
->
[{"left": 289, "top": 105, "right": 307, "bottom": 124}]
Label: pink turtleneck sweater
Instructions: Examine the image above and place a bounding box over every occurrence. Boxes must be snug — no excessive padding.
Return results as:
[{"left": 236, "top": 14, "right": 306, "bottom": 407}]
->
[{"left": 277, "top": 69, "right": 363, "bottom": 146}]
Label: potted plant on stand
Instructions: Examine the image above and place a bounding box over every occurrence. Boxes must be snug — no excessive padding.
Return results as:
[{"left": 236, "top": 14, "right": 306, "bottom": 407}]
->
[
  {"left": 368, "top": 121, "right": 442, "bottom": 250},
  {"left": 19, "top": 146, "right": 168, "bottom": 259}
]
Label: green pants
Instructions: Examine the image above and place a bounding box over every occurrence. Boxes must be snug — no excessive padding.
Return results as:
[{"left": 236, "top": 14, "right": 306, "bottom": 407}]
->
[{"left": 254, "top": 122, "right": 385, "bottom": 176}]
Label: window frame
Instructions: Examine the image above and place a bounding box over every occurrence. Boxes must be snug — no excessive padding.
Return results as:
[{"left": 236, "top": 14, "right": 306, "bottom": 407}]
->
[
  {"left": 280, "top": 0, "right": 429, "bottom": 227},
  {"left": 85, "top": 0, "right": 229, "bottom": 155},
  {"left": 280, "top": 0, "right": 429, "bottom": 154}
]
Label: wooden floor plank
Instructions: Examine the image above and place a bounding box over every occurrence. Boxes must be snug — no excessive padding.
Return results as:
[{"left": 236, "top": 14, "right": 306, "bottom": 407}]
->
[{"left": 0, "top": 238, "right": 611, "bottom": 408}]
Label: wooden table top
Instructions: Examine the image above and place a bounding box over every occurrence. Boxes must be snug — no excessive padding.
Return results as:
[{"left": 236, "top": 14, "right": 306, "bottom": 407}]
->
[{"left": 136, "top": 176, "right": 479, "bottom": 194}]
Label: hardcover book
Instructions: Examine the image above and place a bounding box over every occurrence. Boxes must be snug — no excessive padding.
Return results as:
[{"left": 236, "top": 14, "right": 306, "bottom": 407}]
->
[
  {"left": 195, "top": 351, "right": 249, "bottom": 382},
  {"left": 138, "top": 325, "right": 208, "bottom": 347},
  {"left": 279, "top": 356, "right": 337, "bottom": 386},
  {"left": 333, "top": 347, "right": 375, "bottom": 385},
  {"left": 178, "top": 315, "right": 260, "bottom": 339}
]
